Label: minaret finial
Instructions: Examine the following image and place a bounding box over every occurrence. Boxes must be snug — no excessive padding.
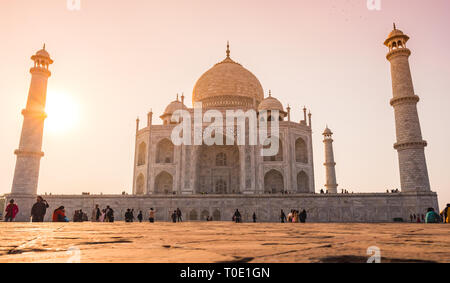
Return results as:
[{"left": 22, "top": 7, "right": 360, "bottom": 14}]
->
[
  {"left": 268, "top": 90, "right": 272, "bottom": 97},
  {"left": 393, "top": 23, "right": 396, "bottom": 30},
  {"left": 226, "top": 41, "right": 230, "bottom": 58},
  {"left": 176, "top": 93, "right": 179, "bottom": 101},
  {"left": 43, "top": 43, "right": 46, "bottom": 50}
]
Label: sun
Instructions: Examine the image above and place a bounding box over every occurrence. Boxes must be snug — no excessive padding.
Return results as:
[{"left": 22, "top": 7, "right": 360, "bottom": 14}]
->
[{"left": 45, "top": 91, "right": 80, "bottom": 133}]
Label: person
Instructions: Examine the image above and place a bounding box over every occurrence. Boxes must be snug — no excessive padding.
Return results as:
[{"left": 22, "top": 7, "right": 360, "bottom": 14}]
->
[
  {"left": 99, "top": 209, "right": 106, "bottom": 222},
  {"left": 299, "top": 209, "right": 307, "bottom": 223},
  {"left": 92, "top": 204, "right": 100, "bottom": 222},
  {"left": 148, "top": 208, "right": 155, "bottom": 223},
  {"left": 171, "top": 210, "right": 177, "bottom": 223},
  {"left": 105, "top": 206, "right": 114, "bottom": 222},
  {"left": 410, "top": 214, "right": 413, "bottom": 223},
  {"left": 233, "top": 209, "right": 241, "bottom": 223},
  {"left": 73, "top": 210, "right": 80, "bottom": 222},
  {"left": 280, "top": 210, "right": 286, "bottom": 223},
  {"left": 287, "top": 210, "right": 293, "bottom": 222},
  {"left": 130, "top": 209, "right": 135, "bottom": 222},
  {"left": 137, "top": 211, "right": 143, "bottom": 223},
  {"left": 31, "top": 196, "right": 49, "bottom": 222},
  {"left": 52, "top": 206, "right": 66, "bottom": 222},
  {"left": 293, "top": 210, "right": 299, "bottom": 223},
  {"left": 440, "top": 204, "right": 450, "bottom": 223},
  {"left": 82, "top": 211, "right": 88, "bottom": 222},
  {"left": 252, "top": 212, "right": 257, "bottom": 223},
  {"left": 176, "top": 208, "right": 183, "bottom": 222},
  {"left": 4, "top": 199, "right": 19, "bottom": 222},
  {"left": 79, "top": 209, "right": 85, "bottom": 222},
  {"left": 425, "top": 208, "right": 440, "bottom": 223},
  {"left": 125, "top": 208, "right": 130, "bottom": 222}
]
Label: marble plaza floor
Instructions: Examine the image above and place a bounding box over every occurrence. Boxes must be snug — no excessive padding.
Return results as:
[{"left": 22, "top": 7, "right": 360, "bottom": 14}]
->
[{"left": 0, "top": 222, "right": 449, "bottom": 263}]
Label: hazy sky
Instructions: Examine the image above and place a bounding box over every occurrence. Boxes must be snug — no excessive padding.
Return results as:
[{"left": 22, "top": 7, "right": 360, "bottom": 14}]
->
[{"left": 0, "top": 0, "right": 449, "bottom": 209}]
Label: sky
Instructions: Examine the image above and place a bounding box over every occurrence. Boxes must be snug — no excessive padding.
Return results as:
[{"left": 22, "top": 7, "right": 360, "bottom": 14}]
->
[{"left": 0, "top": 0, "right": 449, "bottom": 209}]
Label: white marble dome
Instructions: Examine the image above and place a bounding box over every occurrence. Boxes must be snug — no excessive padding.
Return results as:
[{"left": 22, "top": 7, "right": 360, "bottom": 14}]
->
[{"left": 192, "top": 47, "right": 264, "bottom": 108}]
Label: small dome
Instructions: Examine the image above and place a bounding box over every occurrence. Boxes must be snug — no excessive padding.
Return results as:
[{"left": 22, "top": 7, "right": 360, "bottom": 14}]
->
[
  {"left": 323, "top": 127, "right": 333, "bottom": 136},
  {"left": 31, "top": 45, "right": 54, "bottom": 65},
  {"left": 258, "top": 92, "right": 284, "bottom": 112},
  {"left": 384, "top": 25, "right": 409, "bottom": 47},
  {"left": 162, "top": 100, "right": 186, "bottom": 117},
  {"left": 388, "top": 29, "right": 404, "bottom": 38},
  {"left": 36, "top": 48, "right": 50, "bottom": 58}
]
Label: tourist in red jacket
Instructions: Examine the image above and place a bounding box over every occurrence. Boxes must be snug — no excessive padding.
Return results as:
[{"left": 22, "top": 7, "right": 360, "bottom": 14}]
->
[
  {"left": 52, "top": 206, "right": 66, "bottom": 222},
  {"left": 4, "top": 199, "right": 19, "bottom": 222}
]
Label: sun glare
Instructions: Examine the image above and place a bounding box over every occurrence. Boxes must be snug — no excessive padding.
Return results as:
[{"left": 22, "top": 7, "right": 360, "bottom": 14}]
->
[{"left": 45, "top": 91, "right": 80, "bottom": 133}]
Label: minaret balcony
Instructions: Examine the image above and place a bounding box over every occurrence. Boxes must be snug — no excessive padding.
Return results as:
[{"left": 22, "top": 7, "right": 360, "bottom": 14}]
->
[
  {"left": 14, "top": 149, "right": 45, "bottom": 157},
  {"left": 390, "top": 95, "right": 420, "bottom": 106},
  {"left": 21, "top": 109, "right": 47, "bottom": 119},
  {"left": 386, "top": 48, "right": 411, "bottom": 60},
  {"left": 29, "top": 67, "right": 52, "bottom": 77},
  {"left": 393, "top": 140, "right": 427, "bottom": 150}
]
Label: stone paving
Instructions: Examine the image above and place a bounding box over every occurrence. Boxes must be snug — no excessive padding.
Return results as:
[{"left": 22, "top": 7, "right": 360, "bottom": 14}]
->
[{"left": 0, "top": 222, "right": 449, "bottom": 263}]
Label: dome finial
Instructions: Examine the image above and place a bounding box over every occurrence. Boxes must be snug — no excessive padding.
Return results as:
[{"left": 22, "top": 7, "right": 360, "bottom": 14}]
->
[
  {"left": 176, "top": 93, "right": 179, "bottom": 101},
  {"left": 43, "top": 43, "right": 46, "bottom": 50},
  {"left": 226, "top": 41, "right": 230, "bottom": 58},
  {"left": 393, "top": 22, "right": 396, "bottom": 30},
  {"left": 268, "top": 90, "right": 272, "bottom": 97}
]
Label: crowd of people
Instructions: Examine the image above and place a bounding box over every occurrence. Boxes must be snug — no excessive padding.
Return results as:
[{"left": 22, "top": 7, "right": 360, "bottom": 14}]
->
[
  {"left": 124, "top": 209, "right": 144, "bottom": 222},
  {"left": 278, "top": 209, "right": 307, "bottom": 223},
  {"left": 3, "top": 196, "right": 450, "bottom": 224},
  {"left": 319, "top": 189, "right": 354, "bottom": 194}
]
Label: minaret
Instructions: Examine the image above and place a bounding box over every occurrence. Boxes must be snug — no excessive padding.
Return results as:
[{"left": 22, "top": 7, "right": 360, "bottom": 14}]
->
[
  {"left": 323, "top": 126, "right": 337, "bottom": 193},
  {"left": 384, "top": 24, "right": 431, "bottom": 192},
  {"left": 9, "top": 46, "right": 53, "bottom": 220}
]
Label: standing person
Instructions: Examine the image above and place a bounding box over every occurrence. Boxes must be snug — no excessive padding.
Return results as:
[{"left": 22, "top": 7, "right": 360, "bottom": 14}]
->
[
  {"left": 109, "top": 207, "right": 115, "bottom": 222},
  {"left": 52, "top": 206, "right": 66, "bottom": 222},
  {"left": 125, "top": 209, "right": 131, "bottom": 222},
  {"left": 280, "top": 210, "right": 286, "bottom": 223},
  {"left": 441, "top": 204, "right": 450, "bottom": 223},
  {"left": 171, "top": 210, "right": 177, "bottom": 223},
  {"left": 130, "top": 209, "right": 135, "bottom": 222},
  {"left": 425, "top": 208, "right": 440, "bottom": 223},
  {"left": 252, "top": 212, "right": 257, "bottom": 223},
  {"left": 287, "top": 210, "right": 293, "bottom": 222},
  {"left": 99, "top": 209, "right": 106, "bottom": 222},
  {"left": 105, "top": 206, "right": 114, "bottom": 222},
  {"left": 92, "top": 204, "right": 100, "bottom": 222},
  {"left": 4, "top": 199, "right": 19, "bottom": 222},
  {"left": 233, "top": 209, "right": 241, "bottom": 223},
  {"left": 176, "top": 208, "right": 183, "bottom": 222},
  {"left": 79, "top": 209, "right": 85, "bottom": 222},
  {"left": 137, "top": 211, "right": 143, "bottom": 223},
  {"left": 31, "top": 196, "right": 49, "bottom": 222},
  {"left": 148, "top": 208, "right": 155, "bottom": 223},
  {"left": 299, "top": 209, "right": 307, "bottom": 223}
]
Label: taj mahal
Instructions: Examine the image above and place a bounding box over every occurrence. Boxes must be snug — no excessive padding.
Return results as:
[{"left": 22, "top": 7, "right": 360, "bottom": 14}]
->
[{"left": 3, "top": 25, "right": 439, "bottom": 222}]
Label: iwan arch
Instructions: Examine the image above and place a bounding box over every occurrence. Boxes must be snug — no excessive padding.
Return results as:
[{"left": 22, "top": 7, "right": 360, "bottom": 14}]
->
[{"left": 5, "top": 27, "right": 439, "bottom": 222}]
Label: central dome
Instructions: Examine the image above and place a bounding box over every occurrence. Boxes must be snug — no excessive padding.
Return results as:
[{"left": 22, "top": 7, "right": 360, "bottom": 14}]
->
[{"left": 192, "top": 44, "right": 264, "bottom": 108}]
